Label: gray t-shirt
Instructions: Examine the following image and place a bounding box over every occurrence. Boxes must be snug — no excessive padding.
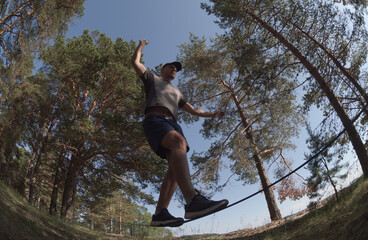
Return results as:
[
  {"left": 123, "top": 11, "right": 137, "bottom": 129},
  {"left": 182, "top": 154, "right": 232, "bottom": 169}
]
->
[{"left": 141, "top": 70, "right": 187, "bottom": 120}]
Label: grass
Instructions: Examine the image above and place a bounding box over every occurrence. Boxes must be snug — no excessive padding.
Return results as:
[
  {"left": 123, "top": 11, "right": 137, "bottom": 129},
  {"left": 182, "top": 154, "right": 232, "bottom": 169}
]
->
[
  {"left": 1, "top": 177, "right": 368, "bottom": 240},
  {"left": 0, "top": 181, "right": 121, "bottom": 240},
  {"left": 180, "top": 177, "right": 368, "bottom": 240},
  {"left": 246, "top": 176, "right": 368, "bottom": 240}
]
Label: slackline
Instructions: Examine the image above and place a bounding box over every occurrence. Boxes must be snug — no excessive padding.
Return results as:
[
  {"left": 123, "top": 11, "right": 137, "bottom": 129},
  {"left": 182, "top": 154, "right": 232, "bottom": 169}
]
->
[{"left": 182, "top": 103, "right": 368, "bottom": 224}]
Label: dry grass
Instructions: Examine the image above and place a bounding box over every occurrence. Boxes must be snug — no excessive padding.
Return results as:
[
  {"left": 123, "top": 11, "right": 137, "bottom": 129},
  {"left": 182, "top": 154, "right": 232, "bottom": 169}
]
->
[
  {"left": 179, "top": 177, "right": 368, "bottom": 240},
  {"left": 0, "top": 181, "right": 117, "bottom": 240},
  {"left": 1, "top": 177, "right": 368, "bottom": 240}
]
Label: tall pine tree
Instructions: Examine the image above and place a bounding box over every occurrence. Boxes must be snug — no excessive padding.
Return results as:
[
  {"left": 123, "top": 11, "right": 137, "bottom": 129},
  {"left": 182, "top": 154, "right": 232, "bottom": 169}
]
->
[{"left": 178, "top": 34, "right": 303, "bottom": 220}]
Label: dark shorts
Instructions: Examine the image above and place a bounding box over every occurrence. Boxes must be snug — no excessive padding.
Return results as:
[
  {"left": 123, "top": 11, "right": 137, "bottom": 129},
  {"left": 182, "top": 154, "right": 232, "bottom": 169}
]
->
[{"left": 143, "top": 114, "right": 190, "bottom": 159}]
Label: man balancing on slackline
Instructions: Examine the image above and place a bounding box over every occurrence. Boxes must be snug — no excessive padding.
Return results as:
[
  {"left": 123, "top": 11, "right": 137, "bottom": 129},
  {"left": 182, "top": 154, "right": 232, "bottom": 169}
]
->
[{"left": 131, "top": 39, "right": 229, "bottom": 227}]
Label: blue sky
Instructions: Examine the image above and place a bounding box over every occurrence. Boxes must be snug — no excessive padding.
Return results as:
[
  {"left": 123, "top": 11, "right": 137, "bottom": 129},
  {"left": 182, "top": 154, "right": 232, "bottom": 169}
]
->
[
  {"left": 66, "top": 0, "right": 221, "bottom": 66},
  {"left": 65, "top": 0, "right": 362, "bottom": 236}
]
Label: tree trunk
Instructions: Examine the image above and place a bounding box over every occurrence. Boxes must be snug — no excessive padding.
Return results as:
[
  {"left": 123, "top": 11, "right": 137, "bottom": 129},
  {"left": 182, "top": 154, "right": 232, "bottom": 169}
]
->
[
  {"left": 322, "top": 157, "right": 339, "bottom": 201},
  {"left": 49, "top": 151, "right": 66, "bottom": 215},
  {"left": 119, "top": 199, "right": 122, "bottom": 235},
  {"left": 25, "top": 121, "right": 49, "bottom": 203},
  {"left": 251, "top": 140, "right": 282, "bottom": 220},
  {"left": 60, "top": 153, "right": 83, "bottom": 221},
  {"left": 24, "top": 149, "right": 37, "bottom": 203},
  {"left": 245, "top": 9, "right": 368, "bottom": 177},
  {"left": 286, "top": 18, "right": 368, "bottom": 107},
  {"left": 226, "top": 82, "right": 282, "bottom": 220},
  {"left": 110, "top": 204, "right": 114, "bottom": 233},
  {"left": 28, "top": 144, "right": 44, "bottom": 205}
]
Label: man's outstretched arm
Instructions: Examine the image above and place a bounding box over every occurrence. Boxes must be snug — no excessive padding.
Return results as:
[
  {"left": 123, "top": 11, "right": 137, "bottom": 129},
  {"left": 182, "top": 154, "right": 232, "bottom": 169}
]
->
[
  {"left": 131, "top": 39, "right": 149, "bottom": 77},
  {"left": 182, "top": 102, "right": 225, "bottom": 118}
]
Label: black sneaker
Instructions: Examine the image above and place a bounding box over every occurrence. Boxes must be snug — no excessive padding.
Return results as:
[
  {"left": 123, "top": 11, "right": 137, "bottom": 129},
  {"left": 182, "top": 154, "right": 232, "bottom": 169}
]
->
[
  {"left": 150, "top": 208, "right": 184, "bottom": 227},
  {"left": 184, "top": 191, "right": 229, "bottom": 219}
]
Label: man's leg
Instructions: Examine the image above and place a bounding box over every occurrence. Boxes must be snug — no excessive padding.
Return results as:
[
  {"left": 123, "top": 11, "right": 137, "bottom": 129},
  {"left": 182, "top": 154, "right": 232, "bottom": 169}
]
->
[
  {"left": 150, "top": 163, "right": 184, "bottom": 227},
  {"left": 150, "top": 131, "right": 193, "bottom": 227},
  {"left": 157, "top": 130, "right": 228, "bottom": 221},
  {"left": 155, "top": 158, "right": 177, "bottom": 214},
  {"left": 160, "top": 130, "right": 197, "bottom": 201}
]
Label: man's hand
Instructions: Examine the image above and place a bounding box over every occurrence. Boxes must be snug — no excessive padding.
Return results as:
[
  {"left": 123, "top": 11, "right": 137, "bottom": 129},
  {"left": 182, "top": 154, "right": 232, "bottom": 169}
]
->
[
  {"left": 139, "top": 39, "right": 149, "bottom": 46},
  {"left": 211, "top": 110, "right": 225, "bottom": 118}
]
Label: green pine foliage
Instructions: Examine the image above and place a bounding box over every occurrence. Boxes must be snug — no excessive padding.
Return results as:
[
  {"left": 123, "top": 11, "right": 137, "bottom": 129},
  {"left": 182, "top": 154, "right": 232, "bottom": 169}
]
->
[
  {"left": 1, "top": 0, "right": 368, "bottom": 236},
  {"left": 178, "top": 33, "right": 303, "bottom": 194},
  {"left": 0, "top": 0, "right": 85, "bottom": 196},
  {"left": 305, "top": 124, "right": 349, "bottom": 201},
  {"left": 200, "top": 0, "right": 368, "bottom": 185},
  {"left": 1, "top": 5, "right": 168, "bottom": 232},
  {"left": 29, "top": 30, "right": 166, "bottom": 220}
]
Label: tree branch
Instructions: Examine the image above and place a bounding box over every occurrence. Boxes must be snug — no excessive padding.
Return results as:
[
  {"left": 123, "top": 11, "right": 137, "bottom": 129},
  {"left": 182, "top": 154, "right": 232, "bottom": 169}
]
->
[
  {"left": 190, "top": 91, "right": 230, "bottom": 104},
  {"left": 0, "top": 1, "right": 31, "bottom": 25},
  {"left": 0, "top": 6, "right": 34, "bottom": 36}
]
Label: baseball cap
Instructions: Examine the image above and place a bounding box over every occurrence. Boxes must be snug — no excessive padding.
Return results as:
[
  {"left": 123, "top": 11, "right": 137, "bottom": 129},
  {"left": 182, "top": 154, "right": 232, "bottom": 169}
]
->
[{"left": 162, "top": 61, "right": 182, "bottom": 72}]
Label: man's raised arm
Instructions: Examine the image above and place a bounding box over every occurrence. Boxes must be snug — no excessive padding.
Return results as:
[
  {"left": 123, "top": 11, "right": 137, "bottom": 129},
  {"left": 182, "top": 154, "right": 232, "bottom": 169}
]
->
[{"left": 131, "top": 39, "right": 149, "bottom": 77}]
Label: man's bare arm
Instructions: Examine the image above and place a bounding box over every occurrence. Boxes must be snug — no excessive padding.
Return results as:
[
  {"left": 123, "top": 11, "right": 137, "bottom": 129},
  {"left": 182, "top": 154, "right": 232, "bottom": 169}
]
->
[
  {"left": 131, "top": 39, "right": 149, "bottom": 77},
  {"left": 182, "top": 102, "right": 225, "bottom": 118}
]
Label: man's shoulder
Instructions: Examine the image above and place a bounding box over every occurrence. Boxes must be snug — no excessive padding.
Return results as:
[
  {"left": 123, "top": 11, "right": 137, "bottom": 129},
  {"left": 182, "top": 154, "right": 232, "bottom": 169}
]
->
[{"left": 142, "top": 69, "right": 161, "bottom": 80}]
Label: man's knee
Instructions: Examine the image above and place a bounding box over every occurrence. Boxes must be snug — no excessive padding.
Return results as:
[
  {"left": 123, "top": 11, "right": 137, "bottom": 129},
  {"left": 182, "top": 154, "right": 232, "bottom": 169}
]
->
[{"left": 161, "top": 131, "right": 187, "bottom": 151}]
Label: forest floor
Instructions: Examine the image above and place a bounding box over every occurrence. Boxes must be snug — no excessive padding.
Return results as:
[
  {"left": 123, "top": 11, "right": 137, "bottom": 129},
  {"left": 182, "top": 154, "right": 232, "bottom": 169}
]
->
[
  {"left": 179, "top": 177, "right": 368, "bottom": 240},
  {"left": 0, "top": 180, "right": 118, "bottom": 240},
  {"left": 0, "top": 177, "right": 367, "bottom": 240}
]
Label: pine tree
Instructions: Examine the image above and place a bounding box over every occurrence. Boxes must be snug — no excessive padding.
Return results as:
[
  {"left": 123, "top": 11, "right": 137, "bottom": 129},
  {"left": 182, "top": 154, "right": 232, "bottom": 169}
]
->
[
  {"left": 38, "top": 31, "right": 166, "bottom": 220},
  {"left": 201, "top": 0, "right": 368, "bottom": 177},
  {"left": 0, "top": 0, "right": 84, "bottom": 193},
  {"left": 178, "top": 34, "right": 304, "bottom": 220},
  {"left": 305, "top": 124, "right": 349, "bottom": 201}
]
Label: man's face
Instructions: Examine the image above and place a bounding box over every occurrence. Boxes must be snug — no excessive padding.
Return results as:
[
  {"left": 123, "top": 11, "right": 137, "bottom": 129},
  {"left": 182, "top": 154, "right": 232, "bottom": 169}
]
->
[{"left": 161, "top": 64, "right": 178, "bottom": 81}]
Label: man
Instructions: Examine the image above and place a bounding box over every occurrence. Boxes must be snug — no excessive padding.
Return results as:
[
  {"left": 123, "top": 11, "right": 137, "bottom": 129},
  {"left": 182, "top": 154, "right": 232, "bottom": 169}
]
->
[{"left": 131, "top": 39, "right": 228, "bottom": 227}]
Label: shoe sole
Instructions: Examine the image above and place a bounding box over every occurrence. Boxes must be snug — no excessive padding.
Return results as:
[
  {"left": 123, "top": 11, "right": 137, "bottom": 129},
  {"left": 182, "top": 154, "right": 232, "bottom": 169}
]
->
[
  {"left": 184, "top": 200, "right": 229, "bottom": 219},
  {"left": 150, "top": 219, "right": 184, "bottom": 227}
]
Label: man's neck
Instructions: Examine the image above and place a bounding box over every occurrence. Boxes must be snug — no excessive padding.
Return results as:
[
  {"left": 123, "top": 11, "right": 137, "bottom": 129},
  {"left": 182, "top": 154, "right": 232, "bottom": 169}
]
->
[{"left": 161, "top": 76, "right": 173, "bottom": 82}]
